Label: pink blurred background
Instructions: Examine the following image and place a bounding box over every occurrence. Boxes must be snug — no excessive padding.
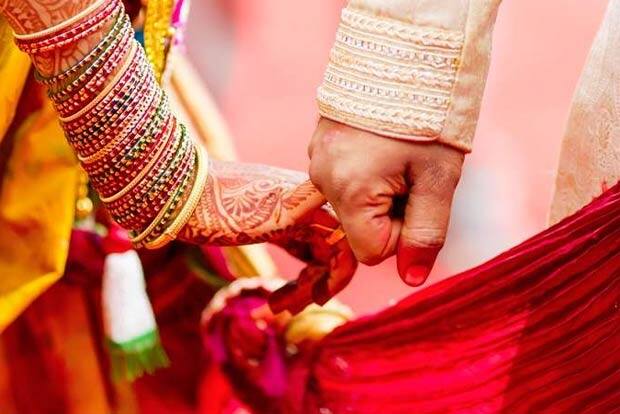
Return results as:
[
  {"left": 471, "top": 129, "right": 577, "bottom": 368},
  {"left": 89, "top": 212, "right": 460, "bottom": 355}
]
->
[{"left": 184, "top": 0, "right": 609, "bottom": 314}]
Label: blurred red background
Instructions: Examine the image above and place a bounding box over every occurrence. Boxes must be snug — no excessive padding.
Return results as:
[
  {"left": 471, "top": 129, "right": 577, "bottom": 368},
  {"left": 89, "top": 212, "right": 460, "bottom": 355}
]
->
[{"left": 184, "top": 0, "right": 609, "bottom": 314}]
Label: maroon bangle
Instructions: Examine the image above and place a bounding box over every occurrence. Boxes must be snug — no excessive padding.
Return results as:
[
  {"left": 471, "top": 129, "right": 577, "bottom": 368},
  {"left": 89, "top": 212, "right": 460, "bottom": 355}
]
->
[
  {"left": 87, "top": 107, "right": 172, "bottom": 193},
  {"left": 72, "top": 68, "right": 161, "bottom": 159},
  {"left": 50, "top": 24, "right": 132, "bottom": 108}
]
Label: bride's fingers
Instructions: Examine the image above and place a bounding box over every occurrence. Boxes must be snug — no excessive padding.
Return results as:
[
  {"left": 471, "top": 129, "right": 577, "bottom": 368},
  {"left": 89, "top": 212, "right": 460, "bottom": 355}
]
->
[
  {"left": 312, "top": 239, "right": 357, "bottom": 305},
  {"left": 270, "top": 215, "right": 357, "bottom": 314},
  {"left": 268, "top": 266, "right": 326, "bottom": 314},
  {"left": 281, "top": 180, "right": 327, "bottom": 221},
  {"left": 270, "top": 249, "right": 355, "bottom": 315}
]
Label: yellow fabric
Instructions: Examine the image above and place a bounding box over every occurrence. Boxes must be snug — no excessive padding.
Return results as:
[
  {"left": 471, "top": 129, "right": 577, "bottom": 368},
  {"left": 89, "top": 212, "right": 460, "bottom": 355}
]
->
[
  {"left": 0, "top": 18, "right": 30, "bottom": 144},
  {"left": 0, "top": 94, "right": 79, "bottom": 331},
  {"left": 0, "top": 26, "right": 79, "bottom": 331}
]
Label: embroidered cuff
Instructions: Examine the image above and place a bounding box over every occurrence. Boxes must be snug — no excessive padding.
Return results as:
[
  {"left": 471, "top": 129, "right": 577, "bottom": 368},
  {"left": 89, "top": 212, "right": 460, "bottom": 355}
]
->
[
  {"left": 318, "top": 2, "right": 501, "bottom": 153},
  {"left": 318, "top": 7, "right": 463, "bottom": 142}
]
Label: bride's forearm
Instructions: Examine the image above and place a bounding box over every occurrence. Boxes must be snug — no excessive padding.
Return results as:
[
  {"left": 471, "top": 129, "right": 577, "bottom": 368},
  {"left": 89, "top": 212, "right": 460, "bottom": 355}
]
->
[
  {"left": 4, "top": 0, "right": 93, "bottom": 32},
  {"left": 2, "top": 0, "right": 324, "bottom": 249},
  {"left": 1, "top": 0, "right": 357, "bottom": 314}
]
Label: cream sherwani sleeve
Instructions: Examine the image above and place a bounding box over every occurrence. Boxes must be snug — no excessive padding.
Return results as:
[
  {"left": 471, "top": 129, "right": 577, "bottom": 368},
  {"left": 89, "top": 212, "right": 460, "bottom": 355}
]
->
[
  {"left": 550, "top": 0, "right": 620, "bottom": 223},
  {"left": 317, "top": 0, "right": 502, "bottom": 152}
]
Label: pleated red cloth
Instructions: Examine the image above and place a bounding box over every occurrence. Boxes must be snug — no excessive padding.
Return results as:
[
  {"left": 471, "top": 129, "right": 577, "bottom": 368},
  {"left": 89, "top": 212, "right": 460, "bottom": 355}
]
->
[{"left": 287, "top": 182, "right": 620, "bottom": 413}]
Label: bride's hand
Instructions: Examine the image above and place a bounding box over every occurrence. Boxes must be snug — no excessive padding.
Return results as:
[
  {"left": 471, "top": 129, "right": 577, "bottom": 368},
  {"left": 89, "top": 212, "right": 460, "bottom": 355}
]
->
[{"left": 178, "top": 160, "right": 358, "bottom": 314}]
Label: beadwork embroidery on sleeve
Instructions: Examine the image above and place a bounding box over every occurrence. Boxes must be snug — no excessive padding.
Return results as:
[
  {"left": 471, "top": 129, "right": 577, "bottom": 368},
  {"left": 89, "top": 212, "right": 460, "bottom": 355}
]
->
[{"left": 317, "top": 6, "right": 464, "bottom": 141}]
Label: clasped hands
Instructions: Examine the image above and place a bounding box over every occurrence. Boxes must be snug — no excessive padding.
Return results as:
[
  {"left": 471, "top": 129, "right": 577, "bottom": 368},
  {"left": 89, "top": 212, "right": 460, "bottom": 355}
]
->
[
  {"left": 291, "top": 118, "right": 463, "bottom": 312},
  {"left": 189, "top": 118, "right": 463, "bottom": 314}
]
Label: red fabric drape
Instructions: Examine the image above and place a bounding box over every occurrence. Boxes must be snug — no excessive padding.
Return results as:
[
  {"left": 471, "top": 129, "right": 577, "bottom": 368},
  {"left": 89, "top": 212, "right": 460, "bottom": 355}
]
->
[{"left": 291, "top": 183, "right": 620, "bottom": 413}]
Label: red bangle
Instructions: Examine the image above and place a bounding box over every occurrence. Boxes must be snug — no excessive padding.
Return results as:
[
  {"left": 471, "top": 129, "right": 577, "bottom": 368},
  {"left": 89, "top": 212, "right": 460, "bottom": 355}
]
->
[
  {"left": 51, "top": 24, "right": 132, "bottom": 109},
  {"left": 78, "top": 86, "right": 163, "bottom": 161},
  {"left": 15, "top": 0, "right": 120, "bottom": 54},
  {"left": 73, "top": 68, "right": 160, "bottom": 158}
]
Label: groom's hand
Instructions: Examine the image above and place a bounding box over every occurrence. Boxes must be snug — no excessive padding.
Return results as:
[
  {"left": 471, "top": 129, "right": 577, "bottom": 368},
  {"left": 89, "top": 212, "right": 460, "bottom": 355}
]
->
[{"left": 309, "top": 119, "right": 464, "bottom": 285}]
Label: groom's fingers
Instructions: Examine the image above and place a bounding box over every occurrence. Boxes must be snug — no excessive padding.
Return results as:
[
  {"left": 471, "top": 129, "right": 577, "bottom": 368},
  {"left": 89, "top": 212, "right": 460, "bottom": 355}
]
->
[
  {"left": 336, "top": 201, "right": 401, "bottom": 265},
  {"left": 309, "top": 118, "right": 464, "bottom": 273},
  {"left": 308, "top": 123, "right": 402, "bottom": 265},
  {"left": 396, "top": 160, "right": 462, "bottom": 286}
]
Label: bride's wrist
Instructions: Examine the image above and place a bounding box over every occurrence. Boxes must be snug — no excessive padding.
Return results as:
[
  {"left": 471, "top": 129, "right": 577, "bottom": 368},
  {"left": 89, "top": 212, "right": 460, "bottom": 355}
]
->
[{"left": 7, "top": 0, "right": 111, "bottom": 76}]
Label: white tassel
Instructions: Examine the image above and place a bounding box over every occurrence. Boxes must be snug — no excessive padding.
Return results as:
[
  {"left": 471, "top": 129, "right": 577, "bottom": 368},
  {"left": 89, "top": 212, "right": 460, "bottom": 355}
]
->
[{"left": 101, "top": 224, "right": 169, "bottom": 381}]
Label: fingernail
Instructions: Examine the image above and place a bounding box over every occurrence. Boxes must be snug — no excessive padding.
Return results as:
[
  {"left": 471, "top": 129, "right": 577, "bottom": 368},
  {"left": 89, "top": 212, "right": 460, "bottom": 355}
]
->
[
  {"left": 405, "top": 265, "right": 431, "bottom": 286},
  {"left": 399, "top": 246, "right": 440, "bottom": 286}
]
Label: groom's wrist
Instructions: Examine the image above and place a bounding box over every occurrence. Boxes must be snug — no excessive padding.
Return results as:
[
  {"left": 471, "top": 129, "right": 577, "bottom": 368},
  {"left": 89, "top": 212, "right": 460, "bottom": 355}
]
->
[
  {"left": 317, "top": 5, "right": 464, "bottom": 147},
  {"left": 317, "top": 0, "right": 503, "bottom": 154}
]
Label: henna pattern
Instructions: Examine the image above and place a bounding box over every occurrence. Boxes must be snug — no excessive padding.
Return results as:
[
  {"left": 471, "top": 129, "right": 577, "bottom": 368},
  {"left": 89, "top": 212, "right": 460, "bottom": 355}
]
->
[
  {"left": 178, "top": 159, "right": 321, "bottom": 246},
  {"left": 4, "top": 0, "right": 94, "bottom": 31},
  {"left": 0, "top": 0, "right": 104, "bottom": 76},
  {"left": 0, "top": 0, "right": 45, "bottom": 33}
]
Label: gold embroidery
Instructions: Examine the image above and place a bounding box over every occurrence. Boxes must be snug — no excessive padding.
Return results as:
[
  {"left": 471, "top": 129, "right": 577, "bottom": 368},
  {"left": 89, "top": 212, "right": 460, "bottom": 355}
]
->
[{"left": 317, "top": 6, "right": 464, "bottom": 140}]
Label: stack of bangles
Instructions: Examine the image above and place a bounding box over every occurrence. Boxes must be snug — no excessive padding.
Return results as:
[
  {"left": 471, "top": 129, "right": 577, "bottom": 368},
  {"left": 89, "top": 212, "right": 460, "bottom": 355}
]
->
[{"left": 13, "top": 0, "right": 208, "bottom": 249}]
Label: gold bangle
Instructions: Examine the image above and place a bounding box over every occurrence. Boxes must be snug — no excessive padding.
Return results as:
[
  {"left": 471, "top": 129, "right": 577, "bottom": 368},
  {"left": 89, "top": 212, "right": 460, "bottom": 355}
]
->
[
  {"left": 143, "top": 142, "right": 208, "bottom": 249},
  {"left": 77, "top": 87, "right": 163, "bottom": 164},
  {"left": 128, "top": 171, "right": 184, "bottom": 244}
]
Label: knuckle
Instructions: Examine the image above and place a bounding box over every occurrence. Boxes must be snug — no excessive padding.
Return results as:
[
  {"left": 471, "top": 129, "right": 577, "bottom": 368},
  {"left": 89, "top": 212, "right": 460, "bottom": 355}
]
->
[
  {"left": 403, "top": 226, "right": 447, "bottom": 248},
  {"left": 353, "top": 249, "right": 383, "bottom": 266},
  {"left": 339, "top": 179, "right": 375, "bottom": 206},
  {"left": 330, "top": 163, "right": 365, "bottom": 192},
  {"left": 419, "top": 161, "right": 462, "bottom": 194},
  {"left": 308, "top": 162, "right": 324, "bottom": 189},
  {"left": 345, "top": 230, "right": 385, "bottom": 265}
]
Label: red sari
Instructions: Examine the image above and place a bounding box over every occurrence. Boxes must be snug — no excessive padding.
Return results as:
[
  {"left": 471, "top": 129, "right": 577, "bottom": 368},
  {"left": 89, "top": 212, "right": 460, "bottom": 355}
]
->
[{"left": 293, "top": 182, "right": 620, "bottom": 413}]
